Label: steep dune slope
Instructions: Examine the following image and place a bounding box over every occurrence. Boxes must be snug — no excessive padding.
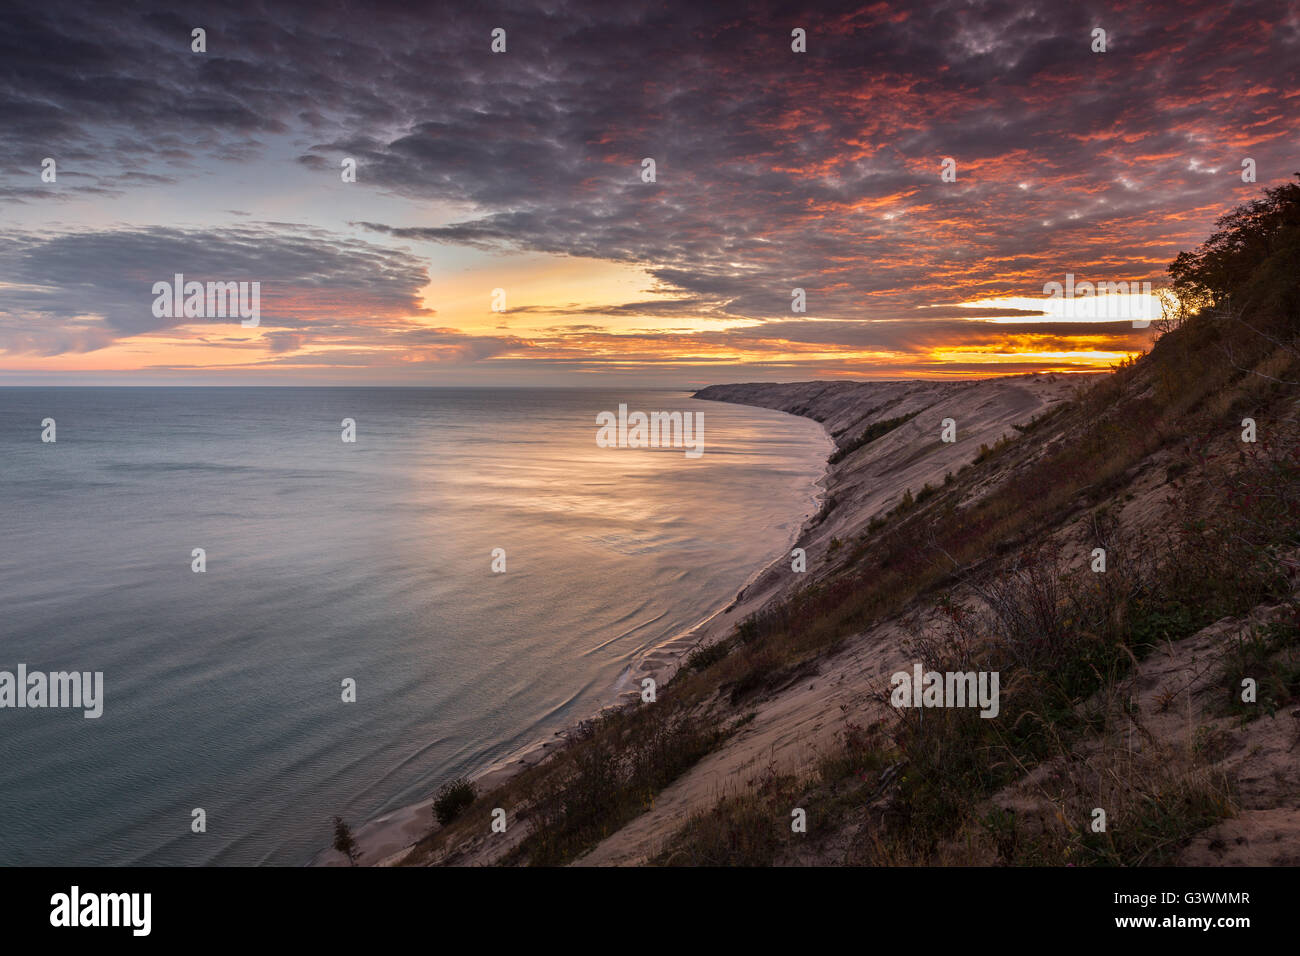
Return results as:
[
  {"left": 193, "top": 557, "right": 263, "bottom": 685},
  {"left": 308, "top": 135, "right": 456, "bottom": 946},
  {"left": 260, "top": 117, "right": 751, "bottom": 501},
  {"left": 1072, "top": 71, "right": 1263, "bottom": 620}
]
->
[{"left": 575, "top": 374, "right": 1085, "bottom": 864}]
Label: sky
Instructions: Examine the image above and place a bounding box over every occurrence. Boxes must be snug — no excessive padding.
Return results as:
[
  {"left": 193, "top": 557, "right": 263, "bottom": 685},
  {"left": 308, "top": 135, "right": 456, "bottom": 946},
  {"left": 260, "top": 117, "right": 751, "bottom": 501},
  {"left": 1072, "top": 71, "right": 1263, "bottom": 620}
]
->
[{"left": 1, "top": 0, "right": 1297, "bottom": 386}]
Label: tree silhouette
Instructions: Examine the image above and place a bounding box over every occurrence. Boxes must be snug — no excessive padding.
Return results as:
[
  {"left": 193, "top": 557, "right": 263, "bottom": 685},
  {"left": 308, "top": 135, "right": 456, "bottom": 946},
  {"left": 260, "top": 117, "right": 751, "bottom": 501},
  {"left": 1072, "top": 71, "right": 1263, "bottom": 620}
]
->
[{"left": 332, "top": 816, "right": 361, "bottom": 866}]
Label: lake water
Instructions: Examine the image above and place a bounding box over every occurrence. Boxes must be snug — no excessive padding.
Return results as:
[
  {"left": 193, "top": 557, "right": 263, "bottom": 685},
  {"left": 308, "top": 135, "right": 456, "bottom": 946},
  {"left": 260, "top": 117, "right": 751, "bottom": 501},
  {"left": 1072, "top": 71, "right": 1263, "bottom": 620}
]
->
[{"left": 0, "top": 387, "right": 828, "bottom": 864}]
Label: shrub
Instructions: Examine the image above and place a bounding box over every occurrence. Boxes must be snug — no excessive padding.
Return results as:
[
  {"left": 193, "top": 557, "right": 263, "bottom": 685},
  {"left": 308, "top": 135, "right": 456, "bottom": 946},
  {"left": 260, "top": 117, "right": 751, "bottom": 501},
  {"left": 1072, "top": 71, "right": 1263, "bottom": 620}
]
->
[
  {"left": 433, "top": 777, "right": 476, "bottom": 826},
  {"left": 683, "top": 639, "right": 731, "bottom": 672},
  {"left": 828, "top": 412, "right": 919, "bottom": 464},
  {"left": 332, "top": 816, "right": 360, "bottom": 865}
]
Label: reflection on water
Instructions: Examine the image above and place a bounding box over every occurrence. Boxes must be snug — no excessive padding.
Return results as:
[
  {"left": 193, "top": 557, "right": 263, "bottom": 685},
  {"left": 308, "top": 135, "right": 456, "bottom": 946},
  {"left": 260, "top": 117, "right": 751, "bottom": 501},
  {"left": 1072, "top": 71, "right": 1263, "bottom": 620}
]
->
[{"left": 0, "top": 387, "right": 828, "bottom": 864}]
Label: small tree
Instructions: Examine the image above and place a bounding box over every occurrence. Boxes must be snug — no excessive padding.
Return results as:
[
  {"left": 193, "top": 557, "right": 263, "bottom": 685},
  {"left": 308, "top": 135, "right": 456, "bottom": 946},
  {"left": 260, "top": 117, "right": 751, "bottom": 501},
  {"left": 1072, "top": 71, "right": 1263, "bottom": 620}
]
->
[
  {"left": 433, "top": 778, "right": 476, "bottom": 826},
  {"left": 332, "top": 815, "right": 360, "bottom": 866}
]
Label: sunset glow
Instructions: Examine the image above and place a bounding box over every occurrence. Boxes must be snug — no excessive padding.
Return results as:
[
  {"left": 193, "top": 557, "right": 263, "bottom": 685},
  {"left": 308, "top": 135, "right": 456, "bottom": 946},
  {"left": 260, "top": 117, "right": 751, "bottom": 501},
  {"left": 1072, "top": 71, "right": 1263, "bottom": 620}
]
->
[{"left": 2, "top": 1, "right": 1295, "bottom": 384}]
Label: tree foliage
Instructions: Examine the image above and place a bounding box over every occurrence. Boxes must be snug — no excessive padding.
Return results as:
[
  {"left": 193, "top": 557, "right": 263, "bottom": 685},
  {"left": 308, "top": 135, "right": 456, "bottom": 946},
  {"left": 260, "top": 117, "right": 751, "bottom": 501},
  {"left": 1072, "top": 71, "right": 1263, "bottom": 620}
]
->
[
  {"left": 332, "top": 815, "right": 360, "bottom": 865},
  {"left": 1167, "top": 174, "right": 1300, "bottom": 323}
]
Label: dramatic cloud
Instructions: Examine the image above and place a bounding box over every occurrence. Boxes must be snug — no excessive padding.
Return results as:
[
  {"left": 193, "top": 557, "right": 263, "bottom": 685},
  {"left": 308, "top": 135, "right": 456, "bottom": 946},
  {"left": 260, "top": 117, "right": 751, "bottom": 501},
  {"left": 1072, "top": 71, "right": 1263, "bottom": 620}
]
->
[{"left": 1, "top": 0, "right": 1296, "bottom": 379}]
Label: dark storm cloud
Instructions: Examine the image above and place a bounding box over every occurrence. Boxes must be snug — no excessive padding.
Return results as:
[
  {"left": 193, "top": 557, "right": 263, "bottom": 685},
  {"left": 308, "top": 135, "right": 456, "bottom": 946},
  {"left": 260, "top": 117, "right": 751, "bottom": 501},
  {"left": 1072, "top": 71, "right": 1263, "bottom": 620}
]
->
[{"left": 1, "top": 0, "right": 1296, "bottom": 368}]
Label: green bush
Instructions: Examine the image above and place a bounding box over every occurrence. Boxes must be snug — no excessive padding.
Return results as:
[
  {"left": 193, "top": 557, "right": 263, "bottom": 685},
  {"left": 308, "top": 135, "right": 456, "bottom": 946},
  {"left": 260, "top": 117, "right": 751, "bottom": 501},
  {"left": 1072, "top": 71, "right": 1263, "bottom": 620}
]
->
[
  {"left": 828, "top": 412, "right": 919, "bottom": 464},
  {"left": 433, "top": 777, "right": 476, "bottom": 826}
]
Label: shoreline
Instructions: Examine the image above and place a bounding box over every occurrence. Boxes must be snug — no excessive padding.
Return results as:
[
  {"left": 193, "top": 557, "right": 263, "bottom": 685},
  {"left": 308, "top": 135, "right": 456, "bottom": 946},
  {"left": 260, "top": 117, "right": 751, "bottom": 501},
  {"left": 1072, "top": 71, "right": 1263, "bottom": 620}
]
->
[
  {"left": 313, "top": 373, "right": 1083, "bottom": 865},
  {"left": 310, "top": 401, "right": 834, "bottom": 866}
]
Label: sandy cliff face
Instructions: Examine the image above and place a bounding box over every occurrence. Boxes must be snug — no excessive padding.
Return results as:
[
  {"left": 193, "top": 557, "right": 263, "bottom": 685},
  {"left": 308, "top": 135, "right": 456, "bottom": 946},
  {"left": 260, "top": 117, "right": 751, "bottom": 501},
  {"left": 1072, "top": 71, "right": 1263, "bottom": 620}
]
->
[{"left": 694, "top": 374, "right": 1083, "bottom": 599}]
